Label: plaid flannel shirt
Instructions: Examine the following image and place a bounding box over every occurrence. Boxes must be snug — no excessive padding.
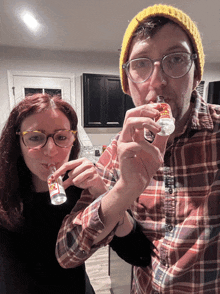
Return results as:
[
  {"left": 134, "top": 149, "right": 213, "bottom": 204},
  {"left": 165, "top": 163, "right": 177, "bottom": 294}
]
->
[{"left": 56, "top": 93, "right": 220, "bottom": 294}]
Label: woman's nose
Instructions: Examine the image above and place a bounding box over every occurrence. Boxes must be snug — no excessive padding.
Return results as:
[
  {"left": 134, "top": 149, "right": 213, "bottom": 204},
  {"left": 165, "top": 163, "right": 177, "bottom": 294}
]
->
[{"left": 42, "top": 137, "right": 58, "bottom": 156}]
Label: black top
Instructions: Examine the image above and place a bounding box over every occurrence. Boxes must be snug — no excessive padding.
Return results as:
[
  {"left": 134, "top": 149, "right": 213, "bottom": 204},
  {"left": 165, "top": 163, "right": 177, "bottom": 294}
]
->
[
  {"left": 0, "top": 185, "right": 94, "bottom": 294},
  {"left": 110, "top": 218, "right": 153, "bottom": 267}
]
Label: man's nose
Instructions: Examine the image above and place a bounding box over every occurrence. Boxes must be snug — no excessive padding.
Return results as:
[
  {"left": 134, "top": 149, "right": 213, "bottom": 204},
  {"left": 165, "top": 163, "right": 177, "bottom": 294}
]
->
[
  {"left": 149, "top": 61, "right": 167, "bottom": 89},
  {"left": 43, "top": 137, "right": 58, "bottom": 156}
]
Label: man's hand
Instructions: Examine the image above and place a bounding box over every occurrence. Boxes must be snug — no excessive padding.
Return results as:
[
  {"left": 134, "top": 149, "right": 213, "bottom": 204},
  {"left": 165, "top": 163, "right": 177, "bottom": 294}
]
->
[{"left": 117, "top": 103, "right": 168, "bottom": 197}]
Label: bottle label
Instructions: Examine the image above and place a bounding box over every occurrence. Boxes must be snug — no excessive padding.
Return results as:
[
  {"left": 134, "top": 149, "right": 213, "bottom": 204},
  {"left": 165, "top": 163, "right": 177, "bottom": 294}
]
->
[
  {"left": 157, "top": 103, "right": 172, "bottom": 120},
  {"left": 102, "top": 145, "right": 107, "bottom": 153},
  {"left": 48, "top": 178, "right": 61, "bottom": 198}
]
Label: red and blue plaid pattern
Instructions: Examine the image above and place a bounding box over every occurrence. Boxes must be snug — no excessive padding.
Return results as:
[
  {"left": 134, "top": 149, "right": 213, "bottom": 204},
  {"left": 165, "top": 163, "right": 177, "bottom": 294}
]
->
[{"left": 56, "top": 93, "right": 220, "bottom": 294}]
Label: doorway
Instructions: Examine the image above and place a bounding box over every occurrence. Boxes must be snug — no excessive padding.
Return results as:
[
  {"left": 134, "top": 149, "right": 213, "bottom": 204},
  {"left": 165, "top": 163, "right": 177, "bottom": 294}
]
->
[
  {"left": 7, "top": 71, "right": 75, "bottom": 108},
  {"left": 7, "top": 70, "right": 92, "bottom": 146}
]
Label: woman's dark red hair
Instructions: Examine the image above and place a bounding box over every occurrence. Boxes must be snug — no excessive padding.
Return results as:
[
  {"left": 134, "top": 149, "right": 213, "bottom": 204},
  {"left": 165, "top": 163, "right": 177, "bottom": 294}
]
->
[{"left": 0, "top": 94, "right": 80, "bottom": 230}]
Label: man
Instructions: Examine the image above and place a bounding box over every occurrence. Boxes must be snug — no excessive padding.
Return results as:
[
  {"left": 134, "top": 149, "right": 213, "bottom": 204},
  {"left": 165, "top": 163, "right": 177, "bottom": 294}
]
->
[{"left": 55, "top": 4, "right": 220, "bottom": 294}]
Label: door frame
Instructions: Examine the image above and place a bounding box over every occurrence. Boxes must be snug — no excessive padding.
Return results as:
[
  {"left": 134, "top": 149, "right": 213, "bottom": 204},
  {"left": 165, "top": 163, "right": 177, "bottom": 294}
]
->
[{"left": 7, "top": 70, "right": 76, "bottom": 109}]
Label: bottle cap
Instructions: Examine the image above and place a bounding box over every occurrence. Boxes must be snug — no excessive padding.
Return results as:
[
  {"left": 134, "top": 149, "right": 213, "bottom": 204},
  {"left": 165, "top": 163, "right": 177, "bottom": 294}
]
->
[
  {"left": 157, "top": 96, "right": 165, "bottom": 103},
  {"left": 48, "top": 164, "right": 56, "bottom": 175}
]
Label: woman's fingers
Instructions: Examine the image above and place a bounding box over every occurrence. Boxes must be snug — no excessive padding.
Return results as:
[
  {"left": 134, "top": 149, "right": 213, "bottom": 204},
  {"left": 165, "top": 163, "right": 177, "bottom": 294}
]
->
[
  {"left": 62, "top": 171, "right": 93, "bottom": 190},
  {"left": 50, "top": 158, "right": 107, "bottom": 195},
  {"left": 51, "top": 158, "right": 93, "bottom": 179}
]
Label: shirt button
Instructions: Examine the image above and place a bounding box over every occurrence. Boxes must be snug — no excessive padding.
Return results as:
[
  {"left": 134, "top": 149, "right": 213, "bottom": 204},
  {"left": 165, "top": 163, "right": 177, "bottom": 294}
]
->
[{"left": 168, "top": 224, "right": 173, "bottom": 231}]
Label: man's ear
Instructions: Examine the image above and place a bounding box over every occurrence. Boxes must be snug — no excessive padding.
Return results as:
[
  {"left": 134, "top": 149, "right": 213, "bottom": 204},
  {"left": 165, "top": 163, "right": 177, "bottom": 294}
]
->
[
  {"left": 126, "top": 82, "right": 131, "bottom": 96},
  {"left": 127, "top": 88, "right": 131, "bottom": 96},
  {"left": 193, "top": 69, "right": 200, "bottom": 90}
]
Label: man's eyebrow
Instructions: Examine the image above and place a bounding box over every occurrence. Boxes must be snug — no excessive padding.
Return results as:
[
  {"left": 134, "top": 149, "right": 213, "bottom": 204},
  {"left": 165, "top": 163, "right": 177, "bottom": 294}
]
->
[
  {"left": 165, "top": 45, "right": 190, "bottom": 53},
  {"left": 130, "top": 44, "right": 190, "bottom": 58}
]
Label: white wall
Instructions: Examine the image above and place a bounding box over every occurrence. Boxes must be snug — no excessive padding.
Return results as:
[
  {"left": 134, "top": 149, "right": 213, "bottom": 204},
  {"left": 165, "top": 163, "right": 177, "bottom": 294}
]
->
[
  {"left": 0, "top": 45, "right": 121, "bottom": 146},
  {"left": 0, "top": 45, "right": 220, "bottom": 145}
]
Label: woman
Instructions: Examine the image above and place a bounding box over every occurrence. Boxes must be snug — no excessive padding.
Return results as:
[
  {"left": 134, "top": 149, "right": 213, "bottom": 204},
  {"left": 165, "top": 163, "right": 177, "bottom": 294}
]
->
[{"left": 0, "top": 94, "right": 106, "bottom": 294}]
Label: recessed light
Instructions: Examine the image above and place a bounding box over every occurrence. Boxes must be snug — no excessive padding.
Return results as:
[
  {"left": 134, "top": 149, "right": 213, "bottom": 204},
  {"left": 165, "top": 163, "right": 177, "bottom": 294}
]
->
[{"left": 21, "top": 11, "right": 40, "bottom": 32}]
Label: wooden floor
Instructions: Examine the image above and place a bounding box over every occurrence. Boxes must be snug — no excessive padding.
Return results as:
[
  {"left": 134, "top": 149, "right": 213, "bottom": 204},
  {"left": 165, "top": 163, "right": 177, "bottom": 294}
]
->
[
  {"left": 85, "top": 246, "right": 112, "bottom": 294},
  {"left": 85, "top": 245, "right": 132, "bottom": 294}
]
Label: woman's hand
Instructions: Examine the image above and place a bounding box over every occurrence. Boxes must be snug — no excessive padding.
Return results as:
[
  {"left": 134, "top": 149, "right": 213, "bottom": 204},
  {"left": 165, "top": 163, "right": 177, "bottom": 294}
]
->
[{"left": 51, "top": 158, "right": 107, "bottom": 197}]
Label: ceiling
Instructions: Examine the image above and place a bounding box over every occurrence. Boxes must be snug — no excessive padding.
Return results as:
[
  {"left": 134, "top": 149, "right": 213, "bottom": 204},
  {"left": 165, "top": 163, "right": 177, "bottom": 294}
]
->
[{"left": 1, "top": 0, "right": 220, "bottom": 63}]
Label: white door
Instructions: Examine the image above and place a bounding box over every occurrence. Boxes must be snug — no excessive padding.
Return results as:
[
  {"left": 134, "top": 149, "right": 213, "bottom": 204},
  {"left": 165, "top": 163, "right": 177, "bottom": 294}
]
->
[
  {"left": 7, "top": 70, "right": 92, "bottom": 146},
  {"left": 10, "top": 72, "right": 74, "bottom": 107}
]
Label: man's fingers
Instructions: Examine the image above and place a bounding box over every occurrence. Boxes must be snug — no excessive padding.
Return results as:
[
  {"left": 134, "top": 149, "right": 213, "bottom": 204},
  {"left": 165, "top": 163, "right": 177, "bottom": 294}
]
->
[{"left": 152, "top": 135, "right": 169, "bottom": 155}]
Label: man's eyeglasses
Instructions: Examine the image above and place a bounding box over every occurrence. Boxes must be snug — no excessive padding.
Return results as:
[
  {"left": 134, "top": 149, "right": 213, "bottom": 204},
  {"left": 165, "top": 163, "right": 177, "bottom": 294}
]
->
[
  {"left": 16, "top": 129, "right": 77, "bottom": 149},
  {"left": 122, "top": 52, "right": 197, "bottom": 83}
]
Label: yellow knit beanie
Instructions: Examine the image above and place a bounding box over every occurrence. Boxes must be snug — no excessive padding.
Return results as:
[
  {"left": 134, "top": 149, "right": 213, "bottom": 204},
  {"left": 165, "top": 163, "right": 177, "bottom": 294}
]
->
[{"left": 120, "top": 4, "right": 205, "bottom": 94}]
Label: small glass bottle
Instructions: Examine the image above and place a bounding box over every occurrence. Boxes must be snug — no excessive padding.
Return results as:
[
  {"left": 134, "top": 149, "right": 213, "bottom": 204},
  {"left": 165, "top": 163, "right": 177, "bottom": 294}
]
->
[
  {"left": 47, "top": 165, "right": 67, "bottom": 205},
  {"left": 156, "top": 96, "right": 175, "bottom": 136},
  {"left": 102, "top": 145, "right": 107, "bottom": 153}
]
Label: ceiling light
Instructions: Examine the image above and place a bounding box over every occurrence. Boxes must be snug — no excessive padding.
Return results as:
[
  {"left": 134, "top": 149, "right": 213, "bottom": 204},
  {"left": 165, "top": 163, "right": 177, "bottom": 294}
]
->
[{"left": 21, "top": 11, "right": 40, "bottom": 32}]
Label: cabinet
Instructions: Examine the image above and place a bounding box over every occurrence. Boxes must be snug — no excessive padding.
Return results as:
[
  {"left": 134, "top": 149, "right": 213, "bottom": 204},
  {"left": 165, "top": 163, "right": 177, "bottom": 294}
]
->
[
  {"left": 83, "top": 73, "right": 134, "bottom": 127},
  {"left": 207, "top": 81, "right": 220, "bottom": 105}
]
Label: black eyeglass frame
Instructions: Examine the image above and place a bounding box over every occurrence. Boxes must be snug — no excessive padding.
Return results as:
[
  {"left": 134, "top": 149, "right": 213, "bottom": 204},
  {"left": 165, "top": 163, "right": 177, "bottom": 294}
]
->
[
  {"left": 122, "top": 52, "right": 197, "bottom": 83},
  {"left": 16, "top": 129, "right": 77, "bottom": 149}
]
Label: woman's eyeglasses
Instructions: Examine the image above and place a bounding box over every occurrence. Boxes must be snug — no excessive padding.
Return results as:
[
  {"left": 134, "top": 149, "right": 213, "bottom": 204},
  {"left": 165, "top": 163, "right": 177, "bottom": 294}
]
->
[{"left": 16, "top": 129, "right": 77, "bottom": 149}]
